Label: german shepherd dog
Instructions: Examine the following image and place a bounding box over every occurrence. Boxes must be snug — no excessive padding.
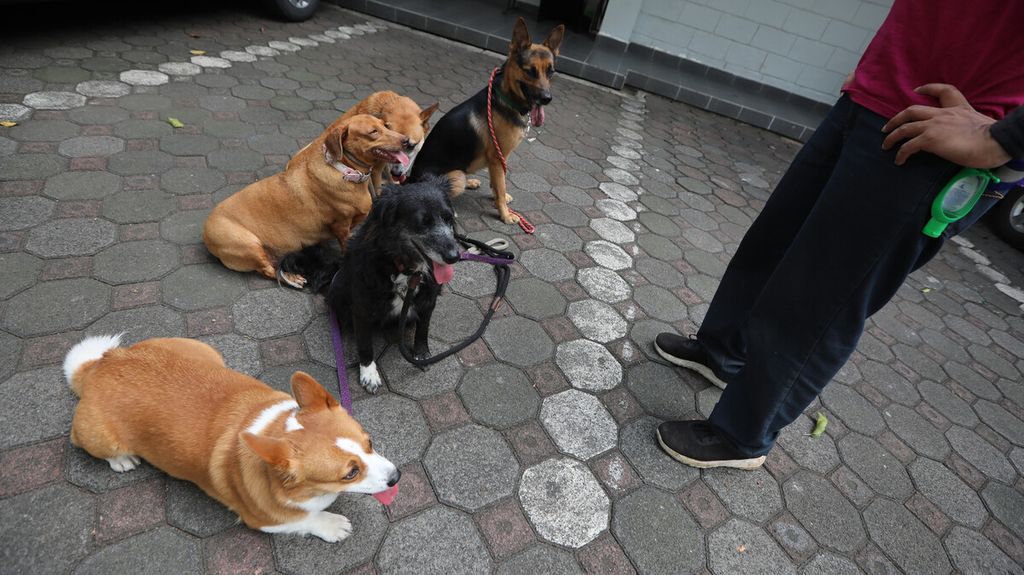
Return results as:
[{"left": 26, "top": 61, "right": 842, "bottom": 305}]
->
[
  {"left": 410, "top": 17, "right": 564, "bottom": 224},
  {"left": 279, "top": 177, "right": 460, "bottom": 392}
]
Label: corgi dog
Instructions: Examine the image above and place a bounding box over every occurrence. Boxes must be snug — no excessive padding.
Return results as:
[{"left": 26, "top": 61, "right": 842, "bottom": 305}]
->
[{"left": 64, "top": 335, "right": 399, "bottom": 542}]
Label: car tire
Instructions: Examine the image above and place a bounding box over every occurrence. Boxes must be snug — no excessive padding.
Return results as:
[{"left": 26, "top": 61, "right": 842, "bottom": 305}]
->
[
  {"left": 265, "top": 0, "right": 320, "bottom": 22},
  {"left": 989, "top": 185, "right": 1024, "bottom": 251}
]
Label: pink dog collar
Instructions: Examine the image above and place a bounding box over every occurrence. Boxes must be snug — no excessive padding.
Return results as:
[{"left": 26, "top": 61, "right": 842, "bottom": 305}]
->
[{"left": 323, "top": 144, "right": 370, "bottom": 183}]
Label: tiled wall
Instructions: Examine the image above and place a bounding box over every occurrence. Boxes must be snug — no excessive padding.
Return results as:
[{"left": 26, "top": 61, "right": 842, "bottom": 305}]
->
[{"left": 611, "top": 0, "right": 892, "bottom": 103}]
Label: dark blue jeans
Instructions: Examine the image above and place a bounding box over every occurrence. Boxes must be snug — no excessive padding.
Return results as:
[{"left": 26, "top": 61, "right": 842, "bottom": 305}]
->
[{"left": 698, "top": 95, "right": 992, "bottom": 457}]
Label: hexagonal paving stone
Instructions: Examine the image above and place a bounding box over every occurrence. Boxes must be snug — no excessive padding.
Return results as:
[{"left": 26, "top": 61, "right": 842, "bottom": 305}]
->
[
  {"left": 820, "top": 383, "right": 885, "bottom": 435},
  {"left": 0, "top": 366, "right": 74, "bottom": 449},
  {"left": 162, "top": 264, "right": 247, "bottom": 311},
  {"left": 23, "top": 91, "right": 86, "bottom": 110},
  {"left": 351, "top": 394, "right": 429, "bottom": 467},
  {"left": 208, "top": 148, "right": 265, "bottom": 171},
  {"left": 0, "top": 484, "right": 93, "bottom": 574},
  {"left": 58, "top": 135, "right": 125, "bottom": 157},
  {"left": 378, "top": 350, "right": 464, "bottom": 399},
  {"left": 0, "top": 103, "right": 32, "bottom": 122},
  {"left": 0, "top": 252, "right": 42, "bottom": 299},
  {"left": 555, "top": 339, "right": 622, "bottom": 391},
  {"left": 159, "top": 134, "right": 219, "bottom": 156},
  {"left": 802, "top": 553, "right": 861, "bottom": 575},
  {"left": 496, "top": 545, "right": 583, "bottom": 575},
  {"left": 534, "top": 224, "right": 583, "bottom": 252},
  {"left": 93, "top": 240, "right": 179, "bottom": 284},
  {"left": 426, "top": 293, "right": 485, "bottom": 343},
  {"left": 482, "top": 316, "right": 553, "bottom": 367},
  {"left": 120, "top": 69, "right": 169, "bottom": 86},
  {"left": 43, "top": 171, "right": 121, "bottom": 200},
  {"left": 519, "top": 248, "right": 574, "bottom": 282},
  {"left": 837, "top": 432, "right": 912, "bottom": 500},
  {"left": 540, "top": 389, "right": 617, "bottom": 460},
  {"left": 159, "top": 209, "right": 208, "bottom": 244},
  {"left": 424, "top": 424, "right": 518, "bottom": 511},
  {"left": 275, "top": 494, "right": 388, "bottom": 575},
  {"left": 981, "top": 482, "right": 1024, "bottom": 540},
  {"left": 165, "top": 477, "right": 236, "bottom": 537},
  {"left": 88, "top": 306, "right": 184, "bottom": 343},
  {"left": 974, "top": 400, "right": 1024, "bottom": 444},
  {"left": 626, "top": 362, "right": 694, "bottom": 420},
  {"left": 945, "top": 426, "right": 1016, "bottom": 483},
  {"left": 107, "top": 151, "right": 175, "bottom": 176},
  {"left": 633, "top": 284, "right": 687, "bottom": 322},
  {"left": 709, "top": 519, "right": 797, "bottom": 575},
  {"left": 0, "top": 153, "right": 64, "bottom": 180},
  {"left": 103, "top": 189, "right": 178, "bottom": 223},
  {"left": 783, "top": 471, "right": 865, "bottom": 553},
  {"left": 64, "top": 443, "right": 161, "bottom": 493},
  {"left": 863, "top": 498, "right": 951, "bottom": 575},
  {"left": 590, "top": 218, "right": 635, "bottom": 243},
  {"left": 0, "top": 196, "right": 54, "bottom": 231},
  {"left": 944, "top": 526, "right": 1019, "bottom": 575},
  {"left": 505, "top": 277, "right": 566, "bottom": 320},
  {"left": 612, "top": 486, "right": 704, "bottom": 574},
  {"left": 704, "top": 466, "right": 783, "bottom": 523},
  {"left": 458, "top": 363, "right": 540, "bottom": 429},
  {"left": 596, "top": 198, "right": 636, "bottom": 221},
  {"left": 449, "top": 260, "right": 506, "bottom": 298},
  {"left": 73, "top": 527, "right": 201, "bottom": 575},
  {"left": 199, "top": 334, "right": 260, "bottom": 376},
  {"left": 775, "top": 414, "right": 840, "bottom": 473},
  {"left": 620, "top": 416, "right": 698, "bottom": 490},
  {"left": 882, "top": 403, "right": 949, "bottom": 460},
  {"left": 908, "top": 457, "right": 987, "bottom": 528},
  {"left": 519, "top": 457, "right": 609, "bottom": 548},
  {"left": 25, "top": 217, "right": 117, "bottom": 258},
  {"left": 3, "top": 278, "right": 110, "bottom": 337},
  {"left": 567, "top": 299, "right": 627, "bottom": 343},
  {"left": 377, "top": 506, "right": 492, "bottom": 575},
  {"left": 577, "top": 267, "right": 630, "bottom": 303},
  {"left": 584, "top": 240, "right": 632, "bottom": 270},
  {"left": 233, "top": 288, "right": 313, "bottom": 339}
]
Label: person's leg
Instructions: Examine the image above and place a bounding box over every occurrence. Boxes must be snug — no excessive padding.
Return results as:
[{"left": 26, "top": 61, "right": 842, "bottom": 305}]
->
[
  {"left": 664, "top": 97, "right": 853, "bottom": 382},
  {"left": 701, "top": 104, "right": 960, "bottom": 458}
]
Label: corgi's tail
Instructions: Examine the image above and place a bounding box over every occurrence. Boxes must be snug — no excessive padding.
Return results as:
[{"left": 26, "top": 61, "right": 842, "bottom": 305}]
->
[{"left": 64, "top": 334, "right": 123, "bottom": 396}]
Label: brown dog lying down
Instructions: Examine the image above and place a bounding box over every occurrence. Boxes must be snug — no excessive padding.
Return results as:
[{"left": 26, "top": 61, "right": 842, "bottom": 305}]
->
[
  {"left": 64, "top": 335, "right": 399, "bottom": 542},
  {"left": 287, "top": 90, "right": 438, "bottom": 194},
  {"left": 203, "top": 114, "right": 408, "bottom": 288}
]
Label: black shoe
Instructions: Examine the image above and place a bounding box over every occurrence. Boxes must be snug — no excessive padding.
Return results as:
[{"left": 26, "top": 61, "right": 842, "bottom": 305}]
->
[
  {"left": 656, "top": 420, "right": 766, "bottom": 470},
  {"left": 654, "top": 333, "right": 728, "bottom": 389}
]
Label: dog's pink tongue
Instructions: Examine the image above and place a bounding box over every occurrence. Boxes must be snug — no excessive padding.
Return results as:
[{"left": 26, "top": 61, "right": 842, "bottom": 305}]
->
[
  {"left": 530, "top": 104, "right": 544, "bottom": 127},
  {"left": 432, "top": 260, "right": 454, "bottom": 284},
  {"left": 395, "top": 151, "right": 410, "bottom": 168},
  {"left": 372, "top": 484, "right": 399, "bottom": 506}
]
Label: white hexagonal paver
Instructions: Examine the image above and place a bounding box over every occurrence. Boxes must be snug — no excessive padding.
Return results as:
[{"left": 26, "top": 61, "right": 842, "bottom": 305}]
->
[
  {"left": 289, "top": 37, "right": 318, "bottom": 47},
  {"left": 220, "top": 50, "right": 257, "bottom": 62},
  {"left": 577, "top": 267, "right": 631, "bottom": 303},
  {"left": 325, "top": 30, "right": 350, "bottom": 39},
  {"left": 540, "top": 389, "right": 617, "bottom": 459},
  {"left": 585, "top": 240, "right": 633, "bottom": 270},
  {"left": 0, "top": 103, "right": 32, "bottom": 122},
  {"left": 568, "top": 299, "right": 627, "bottom": 343},
  {"left": 267, "top": 41, "right": 300, "bottom": 52},
  {"left": 596, "top": 198, "right": 637, "bottom": 221},
  {"left": 308, "top": 34, "right": 335, "bottom": 43},
  {"left": 23, "top": 91, "right": 86, "bottom": 110},
  {"left": 158, "top": 62, "right": 202, "bottom": 76},
  {"left": 590, "top": 218, "right": 635, "bottom": 243},
  {"left": 190, "top": 56, "right": 231, "bottom": 68},
  {"left": 556, "top": 339, "right": 622, "bottom": 391},
  {"left": 245, "top": 45, "right": 279, "bottom": 57},
  {"left": 599, "top": 181, "right": 638, "bottom": 202},
  {"left": 519, "top": 457, "right": 610, "bottom": 548},
  {"left": 75, "top": 80, "right": 130, "bottom": 98},
  {"left": 119, "top": 70, "right": 169, "bottom": 86}
]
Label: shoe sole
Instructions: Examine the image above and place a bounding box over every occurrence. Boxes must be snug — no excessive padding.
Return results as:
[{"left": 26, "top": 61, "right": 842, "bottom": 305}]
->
[
  {"left": 654, "top": 341, "right": 728, "bottom": 390},
  {"left": 656, "top": 428, "right": 766, "bottom": 470}
]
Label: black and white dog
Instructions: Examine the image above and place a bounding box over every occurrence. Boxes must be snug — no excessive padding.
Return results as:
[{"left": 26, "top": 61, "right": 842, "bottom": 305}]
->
[{"left": 280, "top": 177, "right": 461, "bottom": 392}]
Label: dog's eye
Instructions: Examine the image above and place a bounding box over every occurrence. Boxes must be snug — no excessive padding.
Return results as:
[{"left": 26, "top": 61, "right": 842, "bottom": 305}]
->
[
  {"left": 384, "top": 122, "right": 392, "bottom": 130},
  {"left": 369, "top": 129, "right": 378, "bottom": 136},
  {"left": 527, "top": 67, "right": 538, "bottom": 78},
  {"left": 344, "top": 466, "right": 359, "bottom": 481}
]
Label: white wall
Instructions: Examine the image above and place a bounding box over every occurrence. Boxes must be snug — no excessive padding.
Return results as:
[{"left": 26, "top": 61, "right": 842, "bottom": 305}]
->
[{"left": 612, "top": 0, "right": 893, "bottom": 103}]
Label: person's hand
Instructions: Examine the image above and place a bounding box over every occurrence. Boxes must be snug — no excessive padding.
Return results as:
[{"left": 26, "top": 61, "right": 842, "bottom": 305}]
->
[{"left": 881, "top": 83, "right": 1011, "bottom": 168}]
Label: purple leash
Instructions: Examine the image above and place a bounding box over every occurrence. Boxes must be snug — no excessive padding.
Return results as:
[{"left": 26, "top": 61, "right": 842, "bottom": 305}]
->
[{"left": 328, "top": 306, "right": 353, "bottom": 413}]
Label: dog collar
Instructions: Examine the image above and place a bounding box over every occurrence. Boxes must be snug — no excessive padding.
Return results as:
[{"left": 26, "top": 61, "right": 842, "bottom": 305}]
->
[
  {"left": 493, "top": 85, "right": 530, "bottom": 117},
  {"left": 323, "top": 144, "right": 370, "bottom": 183}
]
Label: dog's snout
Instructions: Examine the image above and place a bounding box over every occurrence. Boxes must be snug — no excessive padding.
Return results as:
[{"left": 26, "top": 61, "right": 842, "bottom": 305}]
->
[
  {"left": 401, "top": 137, "right": 412, "bottom": 149},
  {"left": 387, "top": 468, "right": 401, "bottom": 487},
  {"left": 537, "top": 91, "right": 552, "bottom": 105},
  {"left": 404, "top": 139, "right": 417, "bottom": 151}
]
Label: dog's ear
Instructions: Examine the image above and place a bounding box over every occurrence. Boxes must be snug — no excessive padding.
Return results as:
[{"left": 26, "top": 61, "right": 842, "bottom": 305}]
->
[
  {"left": 544, "top": 25, "right": 565, "bottom": 57},
  {"left": 324, "top": 126, "right": 347, "bottom": 163},
  {"left": 241, "top": 432, "right": 296, "bottom": 472},
  {"left": 510, "top": 17, "right": 531, "bottom": 54},
  {"left": 291, "top": 371, "right": 340, "bottom": 411},
  {"left": 373, "top": 194, "right": 399, "bottom": 227},
  {"left": 420, "top": 102, "right": 439, "bottom": 125}
]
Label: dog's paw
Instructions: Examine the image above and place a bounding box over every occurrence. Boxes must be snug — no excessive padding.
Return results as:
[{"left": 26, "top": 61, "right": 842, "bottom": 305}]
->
[
  {"left": 311, "top": 512, "right": 353, "bottom": 543},
  {"left": 107, "top": 454, "right": 141, "bottom": 473},
  {"left": 413, "top": 345, "right": 430, "bottom": 360},
  {"left": 500, "top": 211, "right": 521, "bottom": 224},
  {"left": 359, "top": 362, "right": 383, "bottom": 393},
  {"left": 279, "top": 272, "right": 307, "bottom": 289},
  {"left": 466, "top": 178, "right": 481, "bottom": 189}
]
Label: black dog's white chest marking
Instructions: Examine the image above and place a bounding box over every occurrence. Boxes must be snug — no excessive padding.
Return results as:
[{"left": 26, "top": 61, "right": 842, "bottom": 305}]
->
[{"left": 389, "top": 268, "right": 427, "bottom": 317}]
